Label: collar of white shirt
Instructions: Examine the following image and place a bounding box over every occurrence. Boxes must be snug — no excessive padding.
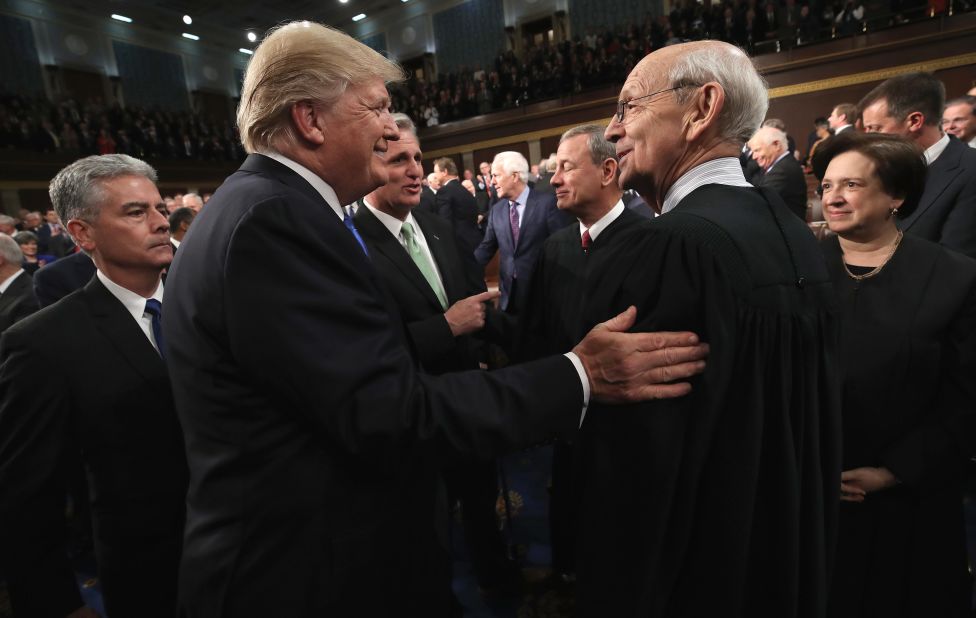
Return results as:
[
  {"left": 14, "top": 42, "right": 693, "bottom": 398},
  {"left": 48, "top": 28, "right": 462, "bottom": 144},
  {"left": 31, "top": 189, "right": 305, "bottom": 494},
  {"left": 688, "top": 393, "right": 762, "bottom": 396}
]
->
[
  {"left": 580, "top": 199, "right": 625, "bottom": 242},
  {"left": 661, "top": 157, "right": 753, "bottom": 215},
  {"left": 260, "top": 151, "right": 345, "bottom": 221},
  {"left": 0, "top": 269, "right": 25, "bottom": 294},
  {"left": 96, "top": 269, "right": 163, "bottom": 327},
  {"left": 835, "top": 124, "right": 852, "bottom": 134},
  {"left": 171, "top": 238, "right": 181, "bottom": 249},
  {"left": 923, "top": 133, "right": 950, "bottom": 166},
  {"left": 363, "top": 198, "right": 419, "bottom": 243},
  {"left": 969, "top": 137, "right": 976, "bottom": 148}
]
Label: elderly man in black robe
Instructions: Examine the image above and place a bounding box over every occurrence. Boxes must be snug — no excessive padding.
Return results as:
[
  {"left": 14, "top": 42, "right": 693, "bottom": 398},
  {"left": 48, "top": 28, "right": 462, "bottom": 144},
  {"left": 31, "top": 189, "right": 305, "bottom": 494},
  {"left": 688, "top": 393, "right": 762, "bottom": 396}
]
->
[{"left": 574, "top": 40, "right": 842, "bottom": 617}]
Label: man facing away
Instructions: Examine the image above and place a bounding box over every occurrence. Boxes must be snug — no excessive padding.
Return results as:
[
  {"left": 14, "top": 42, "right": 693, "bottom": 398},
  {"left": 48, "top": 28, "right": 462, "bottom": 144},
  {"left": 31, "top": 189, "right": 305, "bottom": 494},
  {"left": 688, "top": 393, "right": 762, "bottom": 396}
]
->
[
  {"left": 164, "top": 21, "right": 709, "bottom": 618},
  {"left": 574, "top": 40, "right": 841, "bottom": 618}
]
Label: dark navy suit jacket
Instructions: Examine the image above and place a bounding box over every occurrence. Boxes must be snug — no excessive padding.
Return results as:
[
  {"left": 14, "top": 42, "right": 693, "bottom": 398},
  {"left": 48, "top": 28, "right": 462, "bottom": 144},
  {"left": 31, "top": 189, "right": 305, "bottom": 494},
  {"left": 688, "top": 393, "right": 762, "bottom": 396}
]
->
[
  {"left": 899, "top": 136, "right": 976, "bottom": 258},
  {"left": 474, "top": 188, "right": 572, "bottom": 311}
]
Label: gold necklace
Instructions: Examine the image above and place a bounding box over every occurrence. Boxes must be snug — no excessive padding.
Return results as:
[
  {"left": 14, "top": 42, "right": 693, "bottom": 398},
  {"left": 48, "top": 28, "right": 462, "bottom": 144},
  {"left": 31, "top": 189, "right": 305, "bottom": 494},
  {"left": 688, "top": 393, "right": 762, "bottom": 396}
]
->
[{"left": 842, "top": 231, "right": 903, "bottom": 281}]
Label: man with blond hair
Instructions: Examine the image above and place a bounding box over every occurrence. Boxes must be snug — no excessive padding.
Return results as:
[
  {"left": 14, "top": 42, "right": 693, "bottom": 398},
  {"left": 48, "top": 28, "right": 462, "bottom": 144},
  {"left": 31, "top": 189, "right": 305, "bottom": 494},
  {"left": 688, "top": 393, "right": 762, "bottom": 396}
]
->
[
  {"left": 580, "top": 40, "right": 840, "bottom": 617},
  {"left": 164, "top": 21, "right": 709, "bottom": 617}
]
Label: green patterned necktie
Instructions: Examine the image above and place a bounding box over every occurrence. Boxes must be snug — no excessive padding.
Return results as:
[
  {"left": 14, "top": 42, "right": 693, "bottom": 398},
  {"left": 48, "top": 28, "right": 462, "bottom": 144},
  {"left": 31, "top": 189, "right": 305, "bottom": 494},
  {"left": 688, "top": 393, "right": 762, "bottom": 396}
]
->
[{"left": 401, "top": 221, "right": 448, "bottom": 310}]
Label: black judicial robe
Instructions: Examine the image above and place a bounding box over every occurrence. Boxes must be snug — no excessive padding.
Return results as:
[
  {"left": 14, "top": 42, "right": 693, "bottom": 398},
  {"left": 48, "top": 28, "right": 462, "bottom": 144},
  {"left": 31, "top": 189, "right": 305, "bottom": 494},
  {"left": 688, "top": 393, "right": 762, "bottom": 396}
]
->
[
  {"left": 518, "top": 206, "right": 652, "bottom": 358},
  {"left": 516, "top": 206, "right": 652, "bottom": 575},
  {"left": 822, "top": 234, "right": 976, "bottom": 618},
  {"left": 574, "top": 184, "right": 842, "bottom": 618}
]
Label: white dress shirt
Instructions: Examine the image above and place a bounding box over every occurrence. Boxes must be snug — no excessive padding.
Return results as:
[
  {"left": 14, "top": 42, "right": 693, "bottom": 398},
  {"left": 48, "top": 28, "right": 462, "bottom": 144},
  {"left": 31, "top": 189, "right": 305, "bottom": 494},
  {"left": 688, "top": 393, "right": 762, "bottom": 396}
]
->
[
  {"left": 96, "top": 270, "right": 164, "bottom": 353},
  {"left": 580, "top": 199, "right": 626, "bottom": 241},
  {"left": 171, "top": 238, "right": 181, "bottom": 249},
  {"left": 661, "top": 157, "right": 753, "bottom": 214},
  {"left": 923, "top": 133, "right": 950, "bottom": 166},
  {"left": 0, "top": 269, "right": 25, "bottom": 294},
  {"left": 260, "top": 152, "right": 345, "bottom": 221},
  {"left": 363, "top": 199, "right": 446, "bottom": 291}
]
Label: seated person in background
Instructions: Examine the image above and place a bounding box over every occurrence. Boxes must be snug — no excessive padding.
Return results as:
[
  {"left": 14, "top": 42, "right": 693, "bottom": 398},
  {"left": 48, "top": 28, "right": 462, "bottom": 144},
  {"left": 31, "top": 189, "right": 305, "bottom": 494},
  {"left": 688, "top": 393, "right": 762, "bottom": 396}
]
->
[
  {"left": 12, "top": 231, "right": 52, "bottom": 274},
  {"left": 818, "top": 131, "right": 976, "bottom": 618}
]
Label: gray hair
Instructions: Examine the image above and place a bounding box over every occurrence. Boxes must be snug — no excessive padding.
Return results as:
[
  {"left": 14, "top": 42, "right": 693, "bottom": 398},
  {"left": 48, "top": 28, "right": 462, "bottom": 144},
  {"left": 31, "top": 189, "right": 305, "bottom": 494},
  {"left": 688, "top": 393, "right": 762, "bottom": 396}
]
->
[
  {"left": 669, "top": 43, "right": 768, "bottom": 144},
  {"left": 237, "top": 21, "right": 405, "bottom": 154},
  {"left": 0, "top": 215, "right": 15, "bottom": 228},
  {"left": 560, "top": 124, "right": 618, "bottom": 165},
  {"left": 0, "top": 233, "right": 24, "bottom": 265},
  {"left": 392, "top": 113, "right": 417, "bottom": 139},
  {"left": 492, "top": 151, "right": 529, "bottom": 182},
  {"left": 49, "top": 154, "right": 158, "bottom": 237}
]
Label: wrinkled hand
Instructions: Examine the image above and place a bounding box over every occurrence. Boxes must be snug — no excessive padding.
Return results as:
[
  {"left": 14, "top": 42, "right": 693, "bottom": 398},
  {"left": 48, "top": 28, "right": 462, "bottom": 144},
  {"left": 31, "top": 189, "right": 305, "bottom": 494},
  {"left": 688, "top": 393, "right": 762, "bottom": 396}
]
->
[
  {"left": 572, "top": 306, "right": 708, "bottom": 404},
  {"left": 66, "top": 606, "right": 100, "bottom": 618},
  {"left": 445, "top": 290, "right": 501, "bottom": 337},
  {"left": 840, "top": 466, "right": 899, "bottom": 502}
]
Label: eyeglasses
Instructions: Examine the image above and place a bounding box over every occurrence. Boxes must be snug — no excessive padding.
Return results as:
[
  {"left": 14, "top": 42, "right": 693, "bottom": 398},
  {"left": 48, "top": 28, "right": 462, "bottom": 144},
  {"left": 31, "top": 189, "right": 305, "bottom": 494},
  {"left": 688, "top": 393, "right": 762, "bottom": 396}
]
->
[{"left": 615, "top": 84, "right": 698, "bottom": 123}]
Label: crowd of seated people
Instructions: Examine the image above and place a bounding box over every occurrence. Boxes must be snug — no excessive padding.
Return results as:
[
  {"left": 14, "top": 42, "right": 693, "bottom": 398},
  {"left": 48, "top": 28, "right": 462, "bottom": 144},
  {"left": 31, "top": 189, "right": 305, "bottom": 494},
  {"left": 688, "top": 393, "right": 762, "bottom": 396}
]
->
[
  {"left": 0, "top": 94, "right": 243, "bottom": 162},
  {"left": 393, "top": 0, "right": 971, "bottom": 128}
]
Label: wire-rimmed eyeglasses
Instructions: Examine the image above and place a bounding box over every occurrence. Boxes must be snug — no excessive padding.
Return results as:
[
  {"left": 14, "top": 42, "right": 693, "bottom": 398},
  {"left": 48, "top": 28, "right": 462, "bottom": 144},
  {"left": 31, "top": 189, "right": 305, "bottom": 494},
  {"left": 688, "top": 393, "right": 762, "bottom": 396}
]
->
[{"left": 615, "top": 84, "right": 699, "bottom": 123}]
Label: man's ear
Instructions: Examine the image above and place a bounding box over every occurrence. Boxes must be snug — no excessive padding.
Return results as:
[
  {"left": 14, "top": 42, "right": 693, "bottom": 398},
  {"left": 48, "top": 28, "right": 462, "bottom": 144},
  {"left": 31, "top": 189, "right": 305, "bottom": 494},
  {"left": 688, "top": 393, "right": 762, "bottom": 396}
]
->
[
  {"left": 67, "top": 219, "right": 96, "bottom": 254},
  {"left": 686, "top": 82, "right": 725, "bottom": 142},
  {"left": 904, "top": 111, "right": 926, "bottom": 135},
  {"left": 601, "top": 157, "right": 618, "bottom": 187},
  {"left": 290, "top": 101, "right": 327, "bottom": 146}
]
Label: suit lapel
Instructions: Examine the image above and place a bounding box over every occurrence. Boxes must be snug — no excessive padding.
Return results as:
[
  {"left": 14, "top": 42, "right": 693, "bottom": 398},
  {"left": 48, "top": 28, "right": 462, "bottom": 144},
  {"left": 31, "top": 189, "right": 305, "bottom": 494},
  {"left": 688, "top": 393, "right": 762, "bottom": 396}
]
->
[
  {"left": 82, "top": 277, "right": 167, "bottom": 382},
  {"left": 355, "top": 205, "right": 443, "bottom": 310},
  {"left": 902, "top": 140, "right": 962, "bottom": 231}
]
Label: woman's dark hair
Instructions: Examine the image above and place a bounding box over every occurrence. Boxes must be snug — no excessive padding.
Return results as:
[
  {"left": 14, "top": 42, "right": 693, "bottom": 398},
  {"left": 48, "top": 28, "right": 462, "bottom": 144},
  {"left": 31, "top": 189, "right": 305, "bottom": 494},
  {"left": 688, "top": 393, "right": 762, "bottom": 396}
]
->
[
  {"left": 814, "top": 131, "right": 926, "bottom": 219},
  {"left": 12, "top": 231, "right": 38, "bottom": 245}
]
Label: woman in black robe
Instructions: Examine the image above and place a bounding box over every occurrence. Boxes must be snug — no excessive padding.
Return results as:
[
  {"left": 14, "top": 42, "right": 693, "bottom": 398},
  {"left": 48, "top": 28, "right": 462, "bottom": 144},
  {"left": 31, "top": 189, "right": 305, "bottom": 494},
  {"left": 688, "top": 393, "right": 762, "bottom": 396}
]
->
[{"left": 819, "top": 132, "right": 976, "bottom": 617}]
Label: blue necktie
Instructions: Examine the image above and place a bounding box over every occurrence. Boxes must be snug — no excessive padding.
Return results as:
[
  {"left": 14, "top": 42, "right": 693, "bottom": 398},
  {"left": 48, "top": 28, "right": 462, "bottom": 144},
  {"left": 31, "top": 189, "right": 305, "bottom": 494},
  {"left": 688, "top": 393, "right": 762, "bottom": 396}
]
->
[
  {"left": 343, "top": 210, "right": 369, "bottom": 257},
  {"left": 144, "top": 298, "right": 165, "bottom": 359}
]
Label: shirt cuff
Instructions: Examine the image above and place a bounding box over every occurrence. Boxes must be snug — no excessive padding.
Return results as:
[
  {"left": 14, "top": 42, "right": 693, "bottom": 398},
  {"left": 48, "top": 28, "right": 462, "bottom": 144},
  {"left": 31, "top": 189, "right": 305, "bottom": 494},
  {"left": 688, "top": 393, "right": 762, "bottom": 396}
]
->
[{"left": 564, "top": 352, "right": 590, "bottom": 426}]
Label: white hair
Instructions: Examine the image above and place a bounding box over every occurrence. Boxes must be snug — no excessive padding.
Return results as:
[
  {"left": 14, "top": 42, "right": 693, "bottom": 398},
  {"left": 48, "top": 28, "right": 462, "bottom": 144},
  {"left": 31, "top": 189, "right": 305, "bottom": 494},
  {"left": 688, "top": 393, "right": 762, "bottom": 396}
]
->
[
  {"left": 0, "top": 233, "right": 24, "bottom": 265},
  {"left": 751, "top": 126, "right": 788, "bottom": 149},
  {"left": 669, "top": 43, "right": 768, "bottom": 144},
  {"left": 492, "top": 151, "right": 529, "bottom": 182}
]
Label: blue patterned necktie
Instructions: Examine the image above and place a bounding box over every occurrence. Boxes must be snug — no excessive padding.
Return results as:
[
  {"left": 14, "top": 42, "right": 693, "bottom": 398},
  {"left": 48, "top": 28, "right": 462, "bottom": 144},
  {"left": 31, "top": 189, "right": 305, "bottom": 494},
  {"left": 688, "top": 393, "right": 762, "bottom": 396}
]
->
[
  {"left": 343, "top": 210, "right": 369, "bottom": 257},
  {"left": 144, "top": 298, "right": 165, "bottom": 359}
]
